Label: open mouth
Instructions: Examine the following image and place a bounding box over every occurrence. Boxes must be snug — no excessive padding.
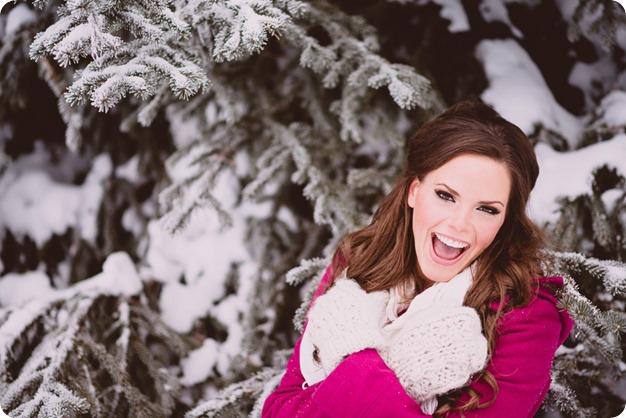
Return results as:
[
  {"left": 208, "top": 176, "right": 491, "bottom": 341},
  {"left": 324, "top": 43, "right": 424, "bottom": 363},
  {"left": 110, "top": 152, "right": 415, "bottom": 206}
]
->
[{"left": 431, "top": 233, "right": 468, "bottom": 262}]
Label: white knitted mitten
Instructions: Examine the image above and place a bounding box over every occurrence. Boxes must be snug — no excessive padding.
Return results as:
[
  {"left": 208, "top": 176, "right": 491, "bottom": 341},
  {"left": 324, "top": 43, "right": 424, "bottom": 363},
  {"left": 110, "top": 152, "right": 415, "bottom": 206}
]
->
[
  {"left": 380, "top": 305, "right": 487, "bottom": 410},
  {"left": 306, "top": 278, "right": 389, "bottom": 374}
]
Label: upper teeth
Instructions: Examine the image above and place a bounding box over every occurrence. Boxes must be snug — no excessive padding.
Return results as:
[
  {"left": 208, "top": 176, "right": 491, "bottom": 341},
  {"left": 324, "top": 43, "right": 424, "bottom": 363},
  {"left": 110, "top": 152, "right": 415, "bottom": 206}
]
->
[{"left": 435, "top": 233, "right": 468, "bottom": 249}]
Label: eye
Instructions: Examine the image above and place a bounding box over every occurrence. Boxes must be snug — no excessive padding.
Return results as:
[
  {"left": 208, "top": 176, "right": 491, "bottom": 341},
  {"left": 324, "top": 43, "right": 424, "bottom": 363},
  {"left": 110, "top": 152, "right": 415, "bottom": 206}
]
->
[
  {"left": 436, "top": 190, "right": 454, "bottom": 202},
  {"left": 478, "top": 205, "right": 500, "bottom": 215}
]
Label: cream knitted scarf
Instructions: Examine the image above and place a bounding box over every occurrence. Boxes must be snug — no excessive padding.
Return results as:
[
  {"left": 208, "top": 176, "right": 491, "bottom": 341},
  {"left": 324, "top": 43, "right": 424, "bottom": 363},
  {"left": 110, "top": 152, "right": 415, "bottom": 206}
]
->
[{"left": 301, "top": 266, "right": 483, "bottom": 414}]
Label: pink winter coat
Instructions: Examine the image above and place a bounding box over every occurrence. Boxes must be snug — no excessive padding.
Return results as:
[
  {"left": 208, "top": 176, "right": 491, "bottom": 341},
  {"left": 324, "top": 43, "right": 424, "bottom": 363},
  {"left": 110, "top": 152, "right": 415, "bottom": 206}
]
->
[{"left": 262, "top": 267, "right": 574, "bottom": 418}]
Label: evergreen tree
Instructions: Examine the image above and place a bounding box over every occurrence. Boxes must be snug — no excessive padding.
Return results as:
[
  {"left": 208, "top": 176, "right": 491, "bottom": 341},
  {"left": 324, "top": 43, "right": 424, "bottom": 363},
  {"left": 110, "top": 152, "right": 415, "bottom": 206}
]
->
[{"left": 0, "top": 0, "right": 625, "bottom": 417}]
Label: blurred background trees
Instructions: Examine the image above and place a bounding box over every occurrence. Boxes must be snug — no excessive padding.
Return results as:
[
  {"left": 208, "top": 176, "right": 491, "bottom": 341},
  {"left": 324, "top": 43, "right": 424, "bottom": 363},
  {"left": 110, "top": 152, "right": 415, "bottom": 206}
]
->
[{"left": 0, "top": 0, "right": 625, "bottom": 416}]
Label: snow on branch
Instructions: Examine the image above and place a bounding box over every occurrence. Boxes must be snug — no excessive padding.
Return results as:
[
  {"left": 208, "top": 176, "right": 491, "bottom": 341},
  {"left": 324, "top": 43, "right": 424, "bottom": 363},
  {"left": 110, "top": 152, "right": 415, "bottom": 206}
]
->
[
  {"left": 546, "top": 252, "right": 625, "bottom": 378},
  {"left": 29, "top": 0, "right": 205, "bottom": 115},
  {"left": 555, "top": 252, "right": 626, "bottom": 298},
  {"left": 158, "top": 139, "right": 239, "bottom": 233},
  {"left": 286, "top": 256, "right": 329, "bottom": 333},
  {"left": 0, "top": 253, "right": 191, "bottom": 417},
  {"left": 286, "top": 3, "right": 432, "bottom": 114},
  {"left": 544, "top": 381, "right": 597, "bottom": 418},
  {"left": 568, "top": 0, "right": 626, "bottom": 51},
  {"left": 249, "top": 120, "right": 370, "bottom": 235},
  {"left": 285, "top": 256, "right": 328, "bottom": 286},
  {"left": 181, "top": 0, "right": 291, "bottom": 62},
  {"left": 183, "top": 366, "right": 285, "bottom": 418},
  {"left": 544, "top": 251, "right": 626, "bottom": 417},
  {"left": 63, "top": 44, "right": 208, "bottom": 111}
]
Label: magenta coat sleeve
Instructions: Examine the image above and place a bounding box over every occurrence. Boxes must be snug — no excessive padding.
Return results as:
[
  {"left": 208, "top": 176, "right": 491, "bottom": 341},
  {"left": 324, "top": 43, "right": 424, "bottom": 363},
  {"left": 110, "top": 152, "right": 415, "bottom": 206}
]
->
[{"left": 262, "top": 271, "right": 573, "bottom": 418}]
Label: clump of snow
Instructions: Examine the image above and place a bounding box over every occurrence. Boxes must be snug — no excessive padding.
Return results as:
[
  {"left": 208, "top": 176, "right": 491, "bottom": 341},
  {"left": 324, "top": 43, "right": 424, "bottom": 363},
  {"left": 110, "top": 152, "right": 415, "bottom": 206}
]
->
[
  {"left": 603, "top": 260, "right": 626, "bottom": 296},
  {"left": 568, "top": 56, "right": 618, "bottom": 112},
  {"left": 0, "top": 153, "right": 110, "bottom": 245},
  {"left": 0, "top": 171, "right": 81, "bottom": 245},
  {"left": 180, "top": 338, "right": 219, "bottom": 386},
  {"left": 0, "top": 252, "right": 142, "bottom": 396},
  {"left": 529, "top": 134, "right": 626, "bottom": 225},
  {"left": 115, "top": 155, "right": 141, "bottom": 183},
  {"left": 0, "top": 299, "right": 48, "bottom": 362},
  {"left": 90, "top": 251, "right": 143, "bottom": 297},
  {"left": 433, "top": 0, "right": 469, "bottom": 32},
  {"left": 165, "top": 105, "right": 203, "bottom": 149},
  {"left": 0, "top": 270, "right": 52, "bottom": 307},
  {"left": 597, "top": 90, "right": 626, "bottom": 127},
  {"left": 476, "top": 39, "right": 584, "bottom": 147},
  {"left": 158, "top": 279, "right": 217, "bottom": 334},
  {"left": 4, "top": 3, "right": 37, "bottom": 35},
  {"left": 211, "top": 294, "right": 247, "bottom": 375},
  {"left": 479, "top": 0, "right": 523, "bottom": 38},
  {"left": 0, "top": 251, "right": 141, "bottom": 321},
  {"left": 59, "top": 252, "right": 143, "bottom": 299},
  {"left": 144, "top": 166, "right": 265, "bottom": 335},
  {"left": 601, "top": 189, "right": 624, "bottom": 212}
]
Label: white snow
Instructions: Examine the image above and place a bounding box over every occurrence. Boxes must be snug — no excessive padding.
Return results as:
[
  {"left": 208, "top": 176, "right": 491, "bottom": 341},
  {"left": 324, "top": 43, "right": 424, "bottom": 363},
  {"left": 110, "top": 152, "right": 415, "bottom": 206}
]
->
[
  {"left": 398, "top": 0, "right": 469, "bottom": 32},
  {"left": 0, "top": 270, "right": 52, "bottom": 307},
  {"left": 180, "top": 338, "right": 220, "bottom": 386},
  {"left": 476, "top": 39, "right": 584, "bottom": 147},
  {"left": 1, "top": 15, "right": 626, "bottom": 406},
  {"left": 568, "top": 55, "right": 618, "bottom": 111},
  {"left": 0, "top": 153, "right": 110, "bottom": 245},
  {"left": 479, "top": 0, "right": 523, "bottom": 38},
  {"left": 529, "top": 134, "right": 626, "bottom": 225},
  {"left": 598, "top": 90, "right": 626, "bottom": 127},
  {"left": 4, "top": 3, "right": 37, "bottom": 35},
  {"left": 433, "top": 0, "right": 469, "bottom": 32},
  {"left": 0, "top": 170, "right": 81, "bottom": 244},
  {"left": 158, "top": 278, "right": 218, "bottom": 333}
]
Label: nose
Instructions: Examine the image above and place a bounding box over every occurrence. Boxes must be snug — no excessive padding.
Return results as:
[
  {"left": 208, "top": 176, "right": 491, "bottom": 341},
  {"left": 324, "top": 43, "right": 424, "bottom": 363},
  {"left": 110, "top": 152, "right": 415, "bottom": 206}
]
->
[{"left": 448, "top": 205, "right": 471, "bottom": 232}]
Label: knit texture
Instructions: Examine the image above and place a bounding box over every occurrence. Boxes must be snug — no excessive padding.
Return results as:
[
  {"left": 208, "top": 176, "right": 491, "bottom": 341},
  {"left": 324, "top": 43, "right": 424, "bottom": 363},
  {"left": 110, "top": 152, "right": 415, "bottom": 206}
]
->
[
  {"left": 380, "top": 305, "right": 488, "bottom": 410},
  {"left": 263, "top": 270, "right": 573, "bottom": 418},
  {"left": 306, "top": 278, "right": 389, "bottom": 374}
]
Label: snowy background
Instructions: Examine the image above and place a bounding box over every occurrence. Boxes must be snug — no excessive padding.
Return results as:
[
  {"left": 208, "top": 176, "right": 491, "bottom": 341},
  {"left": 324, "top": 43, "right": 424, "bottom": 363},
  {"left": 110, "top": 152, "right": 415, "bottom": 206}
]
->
[{"left": 1, "top": 0, "right": 626, "bottom": 417}]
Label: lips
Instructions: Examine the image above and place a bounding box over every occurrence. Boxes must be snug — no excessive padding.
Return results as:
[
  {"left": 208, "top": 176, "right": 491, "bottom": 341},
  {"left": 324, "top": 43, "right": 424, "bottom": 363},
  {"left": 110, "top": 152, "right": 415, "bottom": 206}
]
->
[{"left": 431, "top": 233, "right": 468, "bottom": 264}]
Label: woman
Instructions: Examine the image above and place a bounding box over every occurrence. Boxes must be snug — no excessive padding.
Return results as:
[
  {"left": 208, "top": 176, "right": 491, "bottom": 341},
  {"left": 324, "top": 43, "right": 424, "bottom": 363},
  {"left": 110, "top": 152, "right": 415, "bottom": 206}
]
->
[{"left": 262, "top": 100, "right": 574, "bottom": 417}]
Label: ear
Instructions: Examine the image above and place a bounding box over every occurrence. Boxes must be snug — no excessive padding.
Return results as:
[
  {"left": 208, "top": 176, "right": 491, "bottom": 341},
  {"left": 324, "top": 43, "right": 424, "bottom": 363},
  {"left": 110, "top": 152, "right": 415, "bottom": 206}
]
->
[{"left": 407, "top": 178, "right": 420, "bottom": 209}]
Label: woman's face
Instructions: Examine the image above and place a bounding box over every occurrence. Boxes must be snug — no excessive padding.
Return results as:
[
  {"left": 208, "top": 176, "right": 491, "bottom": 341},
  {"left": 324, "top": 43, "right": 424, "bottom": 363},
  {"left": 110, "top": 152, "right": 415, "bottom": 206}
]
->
[{"left": 407, "top": 154, "right": 511, "bottom": 283}]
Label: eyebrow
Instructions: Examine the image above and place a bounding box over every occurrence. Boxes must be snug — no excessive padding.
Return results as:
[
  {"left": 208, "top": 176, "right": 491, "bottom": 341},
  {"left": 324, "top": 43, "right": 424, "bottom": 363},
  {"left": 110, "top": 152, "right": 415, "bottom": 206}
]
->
[{"left": 436, "top": 183, "right": 505, "bottom": 207}]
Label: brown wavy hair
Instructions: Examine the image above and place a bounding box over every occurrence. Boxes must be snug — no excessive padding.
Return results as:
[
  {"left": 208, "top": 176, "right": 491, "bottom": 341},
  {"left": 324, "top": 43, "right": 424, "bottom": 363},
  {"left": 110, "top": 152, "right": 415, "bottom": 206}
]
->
[{"left": 329, "top": 100, "right": 545, "bottom": 415}]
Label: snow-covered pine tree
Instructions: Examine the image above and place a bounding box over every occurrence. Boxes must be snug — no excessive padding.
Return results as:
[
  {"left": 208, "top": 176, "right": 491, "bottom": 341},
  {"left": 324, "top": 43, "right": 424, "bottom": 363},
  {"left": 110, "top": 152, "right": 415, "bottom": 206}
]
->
[
  {"left": 0, "top": 252, "right": 191, "bottom": 417},
  {"left": 1, "top": 0, "right": 626, "bottom": 417},
  {"left": 2, "top": 0, "right": 433, "bottom": 415},
  {"left": 541, "top": 98, "right": 626, "bottom": 417}
]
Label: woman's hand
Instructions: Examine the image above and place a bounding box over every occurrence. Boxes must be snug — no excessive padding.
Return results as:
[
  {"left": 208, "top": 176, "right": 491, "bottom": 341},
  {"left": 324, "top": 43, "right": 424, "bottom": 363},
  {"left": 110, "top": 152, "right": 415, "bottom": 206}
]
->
[
  {"left": 380, "top": 305, "right": 488, "bottom": 411},
  {"left": 306, "top": 278, "right": 389, "bottom": 374}
]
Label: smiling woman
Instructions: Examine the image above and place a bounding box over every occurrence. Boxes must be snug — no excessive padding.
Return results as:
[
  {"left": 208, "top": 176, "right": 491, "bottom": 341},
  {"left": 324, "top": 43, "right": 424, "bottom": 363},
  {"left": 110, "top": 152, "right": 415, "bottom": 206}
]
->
[
  {"left": 407, "top": 154, "right": 510, "bottom": 282},
  {"left": 262, "top": 100, "right": 574, "bottom": 418}
]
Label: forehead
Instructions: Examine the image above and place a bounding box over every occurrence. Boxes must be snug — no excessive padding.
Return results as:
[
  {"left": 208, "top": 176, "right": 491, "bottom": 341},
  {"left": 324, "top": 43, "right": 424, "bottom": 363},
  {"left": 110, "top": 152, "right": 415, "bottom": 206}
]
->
[{"left": 426, "top": 154, "right": 511, "bottom": 200}]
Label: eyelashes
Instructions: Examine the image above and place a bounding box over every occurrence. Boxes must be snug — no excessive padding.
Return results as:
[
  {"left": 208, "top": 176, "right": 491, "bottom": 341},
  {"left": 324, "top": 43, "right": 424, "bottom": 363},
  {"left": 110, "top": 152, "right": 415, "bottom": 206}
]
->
[
  {"left": 478, "top": 205, "right": 500, "bottom": 215},
  {"left": 436, "top": 190, "right": 454, "bottom": 202},
  {"left": 434, "top": 189, "right": 501, "bottom": 216}
]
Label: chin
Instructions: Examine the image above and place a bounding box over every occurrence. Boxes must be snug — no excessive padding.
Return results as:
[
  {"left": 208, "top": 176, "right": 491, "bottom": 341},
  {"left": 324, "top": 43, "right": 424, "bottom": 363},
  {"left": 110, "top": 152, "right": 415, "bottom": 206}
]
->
[
  {"left": 420, "top": 265, "right": 457, "bottom": 283},
  {"left": 420, "top": 257, "right": 471, "bottom": 283}
]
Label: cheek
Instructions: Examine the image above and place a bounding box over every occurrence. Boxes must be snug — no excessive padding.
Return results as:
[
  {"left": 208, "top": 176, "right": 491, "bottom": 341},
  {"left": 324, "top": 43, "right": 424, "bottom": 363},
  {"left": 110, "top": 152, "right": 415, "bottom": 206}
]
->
[
  {"left": 412, "top": 199, "right": 442, "bottom": 232},
  {"left": 475, "top": 220, "right": 504, "bottom": 250}
]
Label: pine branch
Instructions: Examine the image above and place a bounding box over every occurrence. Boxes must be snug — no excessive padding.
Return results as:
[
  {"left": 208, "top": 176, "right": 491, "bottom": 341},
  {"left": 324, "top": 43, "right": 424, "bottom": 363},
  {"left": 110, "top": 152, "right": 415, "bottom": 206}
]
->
[
  {"left": 0, "top": 253, "right": 190, "bottom": 418},
  {"left": 542, "top": 251, "right": 626, "bottom": 415},
  {"left": 544, "top": 381, "right": 597, "bottom": 418},
  {"left": 158, "top": 139, "right": 239, "bottom": 233},
  {"left": 554, "top": 252, "right": 626, "bottom": 298},
  {"left": 30, "top": 0, "right": 209, "bottom": 115},
  {"left": 569, "top": 0, "right": 626, "bottom": 51},
  {"left": 183, "top": 366, "right": 285, "bottom": 418}
]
